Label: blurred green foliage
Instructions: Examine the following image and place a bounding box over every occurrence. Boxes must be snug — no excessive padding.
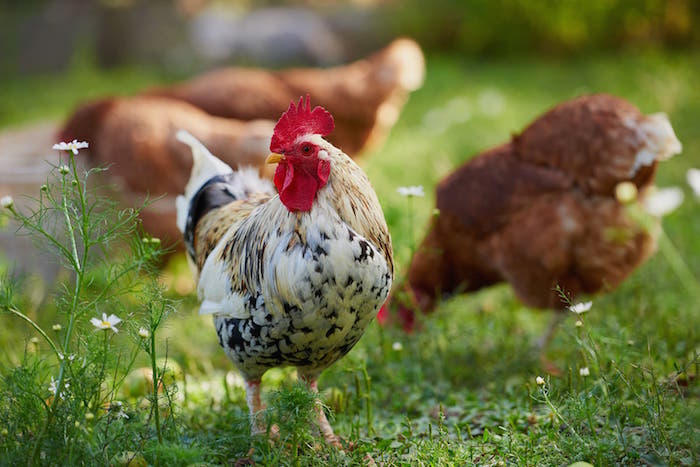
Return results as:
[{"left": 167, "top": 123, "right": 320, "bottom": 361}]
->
[{"left": 384, "top": 0, "right": 699, "bottom": 56}]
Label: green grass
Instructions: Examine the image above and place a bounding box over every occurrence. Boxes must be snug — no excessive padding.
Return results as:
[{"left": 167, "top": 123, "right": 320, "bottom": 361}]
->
[{"left": 1, "top": 51, "right": 699, "bottom": 465}]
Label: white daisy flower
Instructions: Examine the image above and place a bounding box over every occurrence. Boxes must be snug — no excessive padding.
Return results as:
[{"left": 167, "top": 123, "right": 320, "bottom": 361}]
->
[
  {"left": 48, "top": 376, "right": 70, "bottom": 395},
  {"left": 643, "top": 187, "right": 684, "bottom": 217},
  {"left": 90, "top": 313, "right": 122, "bottom": 333},
  {"left": 1, "top": 196, "right": 13, "bottom": 209},
  {"left": 579, "top": 367, "right": 590, "bottom": 377},
  {"left": 53, "top": 139, "right": 89, "bottom": 155},
  {"left": 392, "top": 341, "right": 403, "bottom": 351},
  {"left": 48, "top": 377, "right": 57, "bottom": 394},
  {"left": 568, "top": 301, "right": 592, "bottom": 314},
  {"left": 397, "top": 185, "right": 425, "bottom": 197},
  {"left": 687, "top": 168, "right": 700, "bottom": 198},
  {"left": 138, "top": 327, "right": 150, "bottom": 339},
  {"left": 536, "top": 376, "right": 545, "bottom": 386}
]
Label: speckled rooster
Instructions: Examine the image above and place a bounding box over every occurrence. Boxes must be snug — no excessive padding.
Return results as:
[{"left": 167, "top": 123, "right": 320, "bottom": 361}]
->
[{"left": 176, "top": 96, "right": 393, "bottom": 445}]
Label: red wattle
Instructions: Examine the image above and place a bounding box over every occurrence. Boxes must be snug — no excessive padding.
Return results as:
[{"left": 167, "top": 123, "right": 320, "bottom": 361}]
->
[{"left": 275, "top": 162, "right": 319, "bottom": 212}]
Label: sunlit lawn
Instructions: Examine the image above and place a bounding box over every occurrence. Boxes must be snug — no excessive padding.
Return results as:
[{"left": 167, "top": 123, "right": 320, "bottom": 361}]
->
[{"left": 1, "top": 51, "right": 698, "bottom": 465}]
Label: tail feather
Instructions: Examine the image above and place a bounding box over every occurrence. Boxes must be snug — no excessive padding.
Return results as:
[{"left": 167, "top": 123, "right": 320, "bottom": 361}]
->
[
  {"left": 175, "top": 130, "right": 234, "bottom": 233},
  {"left": 176, "top": 130, "right": 234, "bottom": 199},
  {"left": 175, "top": 130, "right": 274, "bottom": 238}
]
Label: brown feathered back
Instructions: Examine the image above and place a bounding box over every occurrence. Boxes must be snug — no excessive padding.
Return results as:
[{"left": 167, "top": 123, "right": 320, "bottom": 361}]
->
[{"left": 145, "top": 38, "right": 424, "bottom": 156}]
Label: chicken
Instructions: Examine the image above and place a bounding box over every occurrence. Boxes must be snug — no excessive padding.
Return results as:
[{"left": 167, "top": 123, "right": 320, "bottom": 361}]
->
[
  {"left": 176, "top": 96, "right": 393, "bottom": 444},
  {"left": 146, "top": 38, "right": 425, "bottom": 157},
  {"left": 390, "top": 94, "right": 682, "bottom": 337},
  {"left": 59, "top": 96, "right": 275, "bottom": 243}
]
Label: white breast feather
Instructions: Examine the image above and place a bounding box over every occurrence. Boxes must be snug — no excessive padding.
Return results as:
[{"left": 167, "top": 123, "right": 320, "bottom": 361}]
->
[{"left": 197, "top": 229, "right": 250, "bottom": 319}]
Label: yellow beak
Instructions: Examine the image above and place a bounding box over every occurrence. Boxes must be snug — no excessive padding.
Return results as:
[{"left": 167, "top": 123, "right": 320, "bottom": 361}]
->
[{"left": 266, "top": 153, "right": 284, "bottom": 164}]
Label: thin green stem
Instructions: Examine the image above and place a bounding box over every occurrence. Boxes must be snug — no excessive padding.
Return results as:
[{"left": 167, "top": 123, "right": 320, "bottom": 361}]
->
[
  {"left": 362, "top": 366, "right": 374, "bottom": 436},
  {"left": 658, "top": 228, "right": 700, "bottom": 300},
  {"left": 149, "top": 319, "right": 163, "bottom": 444},
  {"left": 540, "top": 386, "right": 586, "bottom": 447},
  {"left": 7, "top": 307, "right": 61, "bottom": 359},
  {"left": 61, "top": 165, "right": 81, "bottom": 271}
]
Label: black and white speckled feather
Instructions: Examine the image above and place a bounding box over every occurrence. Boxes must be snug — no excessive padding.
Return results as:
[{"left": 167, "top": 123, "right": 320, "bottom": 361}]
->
[{"left": 177, "top": 131, "right": 393, "bottom": 382}]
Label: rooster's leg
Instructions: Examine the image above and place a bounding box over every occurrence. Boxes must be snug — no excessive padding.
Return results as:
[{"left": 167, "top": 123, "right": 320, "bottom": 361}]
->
[
  {"left": 300, "top": 375, "right": 342, "bottom": 448},
  {"left": 245, "top": 380, "right": 265, "bottom": 434}
]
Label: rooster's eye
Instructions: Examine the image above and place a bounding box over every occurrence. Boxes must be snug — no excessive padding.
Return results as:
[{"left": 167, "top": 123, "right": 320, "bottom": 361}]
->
[{"left": 302, "top": 145, "right": 312, "bottom": 155}]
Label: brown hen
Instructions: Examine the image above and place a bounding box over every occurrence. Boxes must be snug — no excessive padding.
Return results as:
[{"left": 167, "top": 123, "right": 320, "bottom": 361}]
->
[
  {"left": 59, "top": 96, "right": 275, "bottom": 243},
  {"left": 393, "top": 94, "right": 682, "bottom": 335},
  {"left": 145, "top": 38, "right": 425, "bottom": 156}
]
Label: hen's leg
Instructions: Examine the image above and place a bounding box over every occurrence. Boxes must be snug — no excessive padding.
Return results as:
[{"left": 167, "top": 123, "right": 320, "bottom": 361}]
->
[
  {"left": 535, "top": 312, "right": 565, "bottom": 351},
  {"left": 300, "top": 375, "right": 342, "bottom": 448},
  {"left": 535, "top": 312, "right": 565, "bottom": 375}
]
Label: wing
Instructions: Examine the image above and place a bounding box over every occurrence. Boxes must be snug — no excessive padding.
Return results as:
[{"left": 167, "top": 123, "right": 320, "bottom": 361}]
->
[{"left": 194, "top": 193, "right": 272, "bottom": 318}]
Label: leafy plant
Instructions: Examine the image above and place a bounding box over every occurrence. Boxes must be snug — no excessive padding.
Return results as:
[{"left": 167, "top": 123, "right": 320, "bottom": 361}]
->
[{"left": 0, "top": 142, "right": 178, "bottom": 464}]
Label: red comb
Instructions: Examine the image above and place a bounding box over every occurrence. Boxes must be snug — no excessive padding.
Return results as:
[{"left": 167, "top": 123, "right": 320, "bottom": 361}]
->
[{"left": 270, "top": 95, "right": 334, "bottom": 153}]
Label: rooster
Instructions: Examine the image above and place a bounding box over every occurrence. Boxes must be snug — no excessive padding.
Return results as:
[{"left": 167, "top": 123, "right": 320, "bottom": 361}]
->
[
  {"left": 176, "top": 96, "right": 393, "bottom": 444},
  {"left": 147, "top": 38, "right": 425, "bottom": 156},
  {"left": 389, "top": 94, "right": 681, "bottom": 344},
  {"left": 59, "top": 96, "right": 275, "bottom": 243}
]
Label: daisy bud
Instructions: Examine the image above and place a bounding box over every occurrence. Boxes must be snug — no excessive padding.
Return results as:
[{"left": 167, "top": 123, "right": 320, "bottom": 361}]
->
[
  {"left": 536, "top": 376, "right": 545, "bottom": 386},
  {"left": 615, "top": 181, "right": 637, "bottom": 204},
  {"left": 1, "top": 196, "right": 13, "bottom": 209},
  {"left": 579, "top": 367, "right": 590, "bottom": 377},
  {"left": 52, "top": 324, "right": 62, "bottom": 331}
]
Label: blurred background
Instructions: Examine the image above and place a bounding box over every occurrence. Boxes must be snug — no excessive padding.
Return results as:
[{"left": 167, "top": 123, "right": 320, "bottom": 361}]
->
[{"left": 1, "top": 0, "right": 699, "bottom": 78}]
